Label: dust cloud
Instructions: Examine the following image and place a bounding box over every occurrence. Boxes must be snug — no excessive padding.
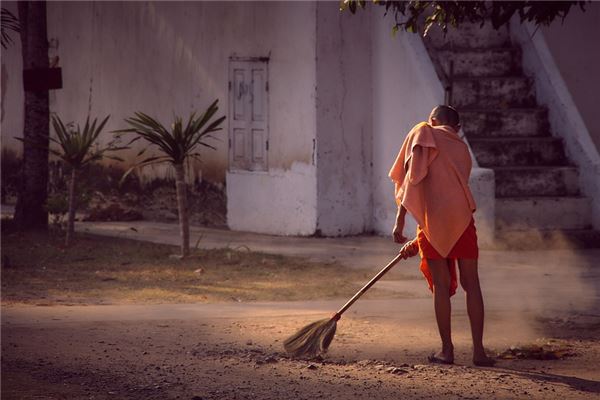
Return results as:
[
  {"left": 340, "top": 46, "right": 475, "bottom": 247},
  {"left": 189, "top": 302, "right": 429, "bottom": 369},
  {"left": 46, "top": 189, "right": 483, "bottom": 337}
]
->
[{"left": 478, "top": 238, "right": 599, "bottom": 345}]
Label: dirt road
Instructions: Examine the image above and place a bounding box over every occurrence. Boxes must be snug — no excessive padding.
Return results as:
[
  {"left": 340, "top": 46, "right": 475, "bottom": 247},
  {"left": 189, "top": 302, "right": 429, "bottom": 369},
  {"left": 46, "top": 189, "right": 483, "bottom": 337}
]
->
[
  {"left": 2, "top": 220, "right": 599, "bottom": 399},
  {"left": 2, "top": 300, "right": 599, "bottom": 400}
]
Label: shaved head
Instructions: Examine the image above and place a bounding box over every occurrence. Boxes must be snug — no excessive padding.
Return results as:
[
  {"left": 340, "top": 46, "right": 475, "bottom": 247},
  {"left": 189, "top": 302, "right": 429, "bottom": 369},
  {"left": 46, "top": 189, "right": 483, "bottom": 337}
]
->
[{"left": 429, "top": 105, "right": 460, "bottom": 129}]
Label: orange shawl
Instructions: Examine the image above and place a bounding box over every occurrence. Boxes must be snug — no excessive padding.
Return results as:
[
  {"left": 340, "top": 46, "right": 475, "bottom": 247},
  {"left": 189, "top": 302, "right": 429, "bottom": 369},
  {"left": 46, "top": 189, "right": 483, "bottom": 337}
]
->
[{"left": 389, "top": 122, "right": 476, "bottom": 257}]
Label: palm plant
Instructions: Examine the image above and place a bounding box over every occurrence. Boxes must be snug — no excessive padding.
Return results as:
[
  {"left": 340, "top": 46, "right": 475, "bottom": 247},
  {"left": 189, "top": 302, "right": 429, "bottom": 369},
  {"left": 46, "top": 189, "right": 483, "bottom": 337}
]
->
[
  {"left": 1, "top": 7, "right": 20, "bottom": 49},
  {"left": 118, "top": 99, "right": 225, "bottom": 258},
  {"left": 49, "top": 115, "right": 125, "bottom": 246}
]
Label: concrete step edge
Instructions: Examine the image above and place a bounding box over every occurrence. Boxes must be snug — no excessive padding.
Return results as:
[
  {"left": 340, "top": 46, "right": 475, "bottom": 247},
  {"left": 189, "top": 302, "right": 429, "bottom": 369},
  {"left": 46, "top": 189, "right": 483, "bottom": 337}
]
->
[
  {"left": 497, "top": 196, "right": 589, "bottom": 202},
  {"left": 482, "top": 163, "right": 571, "bottom": 168},
  {"left": 427, "top": 45, "right": 514, "bottom": 52},
  {"left": 453, "top": 76, "right": 531, "bottom": 83},
  {"left": 496, "top": 193, "right": 581, "bottom": 199},
  {"left": 491, "top": 166, "right": 578, "bottom": 172},
  {"left": 459, "top": 108, "right": 546, "bottom": 113},
  {"left": 437, "top": 47, "right": 520, "bottom": 55},
  {"left": 466, "top": 132, "right": 552, "bottom": 138},
  {"left": 459, "top": 107, "right": 545, "bottom": 113},
  {"left": 451, "top": 73, "right": 527, "bottom": 80},
  {"left": 468, "top": 137, "right": 561, "bottom": 143}
]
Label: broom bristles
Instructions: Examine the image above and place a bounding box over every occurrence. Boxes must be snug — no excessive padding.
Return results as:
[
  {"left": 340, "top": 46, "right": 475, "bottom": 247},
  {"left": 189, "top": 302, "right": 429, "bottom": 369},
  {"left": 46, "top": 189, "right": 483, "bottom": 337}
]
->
[{"left": 283, "top": 318, "right": 338, "bottom": 358}]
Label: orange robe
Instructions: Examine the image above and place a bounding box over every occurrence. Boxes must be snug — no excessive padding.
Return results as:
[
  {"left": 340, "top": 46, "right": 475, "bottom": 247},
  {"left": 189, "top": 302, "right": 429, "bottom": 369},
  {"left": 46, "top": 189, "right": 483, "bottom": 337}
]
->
[{"left": 389, "top": 122, "right": 477, "bottom": 296}]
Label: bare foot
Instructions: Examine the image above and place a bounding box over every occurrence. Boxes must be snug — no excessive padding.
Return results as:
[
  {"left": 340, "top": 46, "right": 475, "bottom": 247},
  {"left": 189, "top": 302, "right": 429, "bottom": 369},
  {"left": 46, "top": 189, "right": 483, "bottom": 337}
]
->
[
  {"left": 473, "top": 355, "right": 496, "bottom": 367},
  {"left": 428, "top": 351, "right": 454, "bottom": 365}
]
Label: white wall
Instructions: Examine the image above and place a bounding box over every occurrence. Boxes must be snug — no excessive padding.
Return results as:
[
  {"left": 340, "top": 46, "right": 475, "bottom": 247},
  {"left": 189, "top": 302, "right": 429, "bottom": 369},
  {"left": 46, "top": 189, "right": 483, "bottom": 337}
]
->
[
  {"left": 2, "top": 1, "right": 317, "bottom": 183},
  {"left": 371, "top": 10, "right": 441, "bottom": 238},
  {"left": 1, "top": 1, "right": 321, "bottom": 235},
  {"left": 540, "top": 4, "right": 600, "bottom": 229},
  {"left": 227, "top": 162, "right": 317, "bottom": 236},
  {"left": 0, "top": 2, "right": 23, "bottom": 154},
  {"left": 2, "top": 1, "right": 500, "bottom": 239},
  {"left": 224, "top": 2, "right": 319, "bottom": 235},
  {"left": 541, "top": 3, "right": 600, "bottom": 153},
  {"left": 314, "top": 2, "right": 372, "bottom": 236}
]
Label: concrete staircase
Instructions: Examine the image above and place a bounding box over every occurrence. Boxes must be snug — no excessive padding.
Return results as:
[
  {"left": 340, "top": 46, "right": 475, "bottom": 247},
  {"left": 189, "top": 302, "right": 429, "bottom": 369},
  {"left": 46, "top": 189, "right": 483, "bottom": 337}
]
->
[{"left": 423, "top": 22, "right": 600, "bottom": 249}]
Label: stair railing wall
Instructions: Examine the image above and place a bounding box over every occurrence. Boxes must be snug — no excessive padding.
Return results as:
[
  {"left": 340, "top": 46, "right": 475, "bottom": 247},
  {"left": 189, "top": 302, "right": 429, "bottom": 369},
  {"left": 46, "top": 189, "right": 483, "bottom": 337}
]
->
[{"left": 510, "top": 18, "right": 600, "bottom": 229}]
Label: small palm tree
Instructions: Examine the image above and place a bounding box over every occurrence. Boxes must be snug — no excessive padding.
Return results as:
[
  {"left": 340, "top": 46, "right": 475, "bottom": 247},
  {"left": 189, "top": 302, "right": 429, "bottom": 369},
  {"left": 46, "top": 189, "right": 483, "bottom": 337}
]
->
[
  {"left": 118, "top": 100, "right": 225, "bottom": 258},
  {"left": 1, "top": 8, "right": 20, "bottom": 49},
  {"left": 50, "top": 115, "right": 125, "bottom": 246}
]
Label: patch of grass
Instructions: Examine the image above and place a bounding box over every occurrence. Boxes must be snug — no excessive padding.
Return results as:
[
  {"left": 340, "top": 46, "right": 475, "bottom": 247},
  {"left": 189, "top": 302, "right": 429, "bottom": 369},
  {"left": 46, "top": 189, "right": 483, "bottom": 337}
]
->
[{"left": 1, "top": 230, "right": 395, "bottom": 305}]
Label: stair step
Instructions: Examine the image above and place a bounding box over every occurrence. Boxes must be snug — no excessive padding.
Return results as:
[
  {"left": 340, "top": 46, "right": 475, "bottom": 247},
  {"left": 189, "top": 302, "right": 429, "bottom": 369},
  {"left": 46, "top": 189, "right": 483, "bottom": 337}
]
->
[
  {"left": 453, "top": 77, "right": 535, "bottom": 109},
  {"left": 495, "top": 228, "right": 600, "bottom": 249},
  {"left": 460, "top": 108, "right": 549, "bottom": 137},
  {"left": 423, "top": 25, "right": 597, "bottom": 241},
  {"left": 496, "top": 196, "right": 592, "bottom": 230},
  {"left": 437, "top": 48, "right": 521, "bottom": 78},
  {"left": 468, "top": 137, "right": 567, "bottom": 167},
  {"left": 425, "top": 21, "right": 511, "bottom": 50},
  {"left": 494, "top": 166, "right": 580, "bottom": 197}
]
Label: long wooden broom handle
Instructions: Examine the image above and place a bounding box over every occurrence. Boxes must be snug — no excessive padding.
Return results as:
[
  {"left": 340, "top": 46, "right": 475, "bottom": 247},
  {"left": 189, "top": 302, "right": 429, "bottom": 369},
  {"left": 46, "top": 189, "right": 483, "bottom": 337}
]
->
[{"left": 332, "top": 253, "right": 404, "bottom": 320}]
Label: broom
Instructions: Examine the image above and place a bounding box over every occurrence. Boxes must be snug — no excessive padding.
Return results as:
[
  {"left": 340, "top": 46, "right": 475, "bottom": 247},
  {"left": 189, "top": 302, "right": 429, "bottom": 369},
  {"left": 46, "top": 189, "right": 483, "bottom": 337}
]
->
[{"left": 284, "top": 243, "right": 416, "bottom": 358}]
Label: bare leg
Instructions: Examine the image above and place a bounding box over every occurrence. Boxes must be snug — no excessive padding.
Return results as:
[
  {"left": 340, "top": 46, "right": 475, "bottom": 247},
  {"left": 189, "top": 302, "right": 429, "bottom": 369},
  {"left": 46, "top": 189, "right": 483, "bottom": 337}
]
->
[
  {"left": 427, "top": 258, "right": 454, "bottom": 363},
  {"left": 458, "top": 258, "right": 494, "bottom": 366}
]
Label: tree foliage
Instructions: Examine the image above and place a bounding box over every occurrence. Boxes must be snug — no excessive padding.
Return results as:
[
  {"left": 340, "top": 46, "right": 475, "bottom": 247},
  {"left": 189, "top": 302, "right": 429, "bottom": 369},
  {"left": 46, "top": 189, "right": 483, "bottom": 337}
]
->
[
  {"left": 118, "top": 99, "right": 225, "bottom": 175},
  {"left": 341, "top": 1, "right": 587, "bottom": 35},
  {"left": 49, "top": 115, "right": 124, "bottom": 169},
  {"left": 117, "top": 100, "right": 225, "bottom": 258},
  {"left": 15, "top": 114, "right": 125, "bottom": 245},
  {"left": 47, "top": 115, "right": 125, "bottom": 246}
]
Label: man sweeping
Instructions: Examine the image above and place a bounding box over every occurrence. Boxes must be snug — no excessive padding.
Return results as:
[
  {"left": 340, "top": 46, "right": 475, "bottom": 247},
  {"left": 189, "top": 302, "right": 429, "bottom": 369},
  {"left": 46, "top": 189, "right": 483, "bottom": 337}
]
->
[{"left": 389, "top": 105, "right": 495, "bottom": 367}]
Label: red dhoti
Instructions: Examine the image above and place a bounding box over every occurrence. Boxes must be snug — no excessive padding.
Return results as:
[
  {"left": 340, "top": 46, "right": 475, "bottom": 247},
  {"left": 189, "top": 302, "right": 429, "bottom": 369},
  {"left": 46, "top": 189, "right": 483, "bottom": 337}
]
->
[{"left": 417, "top": 218, "right": 478, "bottom": 297}]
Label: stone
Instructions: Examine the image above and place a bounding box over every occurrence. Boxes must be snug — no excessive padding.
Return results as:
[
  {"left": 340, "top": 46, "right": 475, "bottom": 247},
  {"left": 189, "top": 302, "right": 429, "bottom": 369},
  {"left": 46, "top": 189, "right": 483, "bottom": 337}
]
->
[
  {"left": 468, "top": 137, "right": 566, "bottom": 168},
  {"left": 386, "top": 367, "right": 408, "bottom": 375}
]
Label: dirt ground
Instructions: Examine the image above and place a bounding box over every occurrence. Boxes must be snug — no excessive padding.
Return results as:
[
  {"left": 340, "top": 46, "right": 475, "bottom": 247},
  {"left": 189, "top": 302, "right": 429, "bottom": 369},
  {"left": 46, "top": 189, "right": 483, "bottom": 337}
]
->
[
  {"left": 1, "top": 231, "right": 390, "bottom": 305},
  {"left": 2, "top": 298, "right": 599, "bottom": 400},
  {"left": 2, "top": 229, "right": 599, "bottom": 399}
]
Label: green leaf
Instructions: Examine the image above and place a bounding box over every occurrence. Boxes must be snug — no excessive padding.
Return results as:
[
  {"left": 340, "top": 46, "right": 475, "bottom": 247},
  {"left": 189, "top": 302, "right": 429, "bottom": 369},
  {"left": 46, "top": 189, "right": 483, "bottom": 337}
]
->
[
  {"left": 198, "top": 142, "right": 217, "bottom": 151},
  {"left": 118, "top": 100, "right": 225, "bottom": 176},
  {"left": 104, "top": 155, "right": 125, "bottom": 162},
  {"left": 48, "top": 114, "right": 116, "bottom": 169},
  {"left": 349, "top": 1, "right": 356, "bottom": 14}
]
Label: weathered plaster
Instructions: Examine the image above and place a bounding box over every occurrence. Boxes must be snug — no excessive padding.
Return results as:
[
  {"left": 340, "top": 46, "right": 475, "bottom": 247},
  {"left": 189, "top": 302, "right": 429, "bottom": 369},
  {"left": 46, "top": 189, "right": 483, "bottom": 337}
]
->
[
  {"left": 0, "top": 2, "right": 24, "bottom": 154},
  {"left": 371, "top": 11, "right": 433, "bottom": 239},
  {"left": 315, "top": 2, "right": 372, "bottom": 236},
  {"left": 2, "top": 1, "right": 501, "bottom": 240},
  {"left": 541, "top": 3, "right": 600, "bottom": 153},
  {"left": 2, "top": 1, "right": 317, "bottom": 185},
  {"left": 226, "top": 162, "right": 317, "bottom": 236}
]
